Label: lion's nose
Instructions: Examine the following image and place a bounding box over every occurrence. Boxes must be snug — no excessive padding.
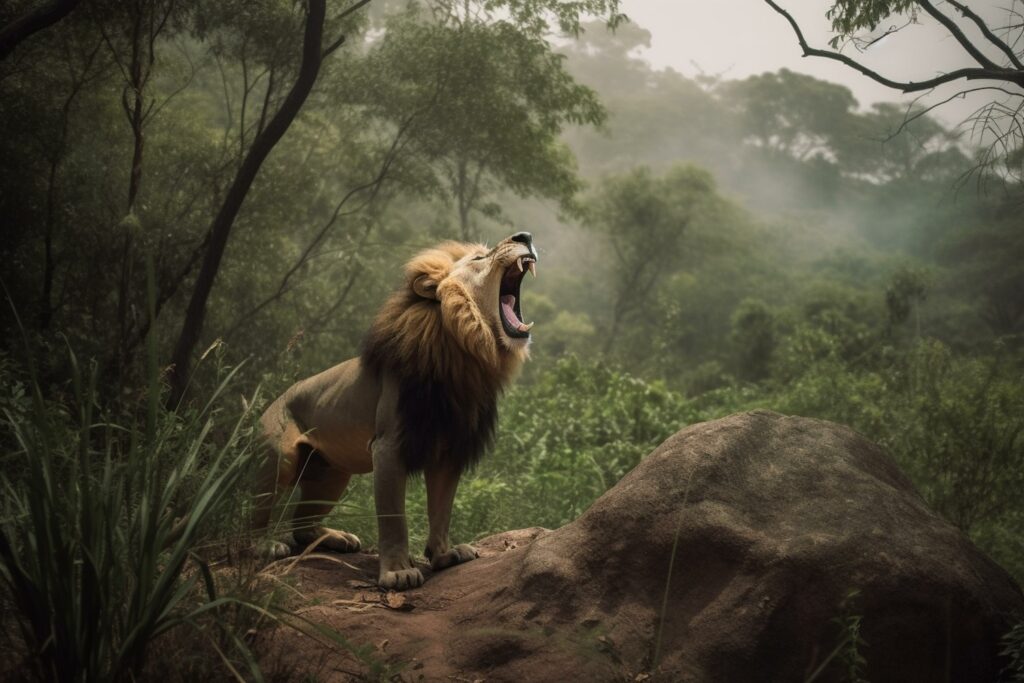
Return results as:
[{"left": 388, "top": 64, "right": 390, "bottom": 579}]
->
[{"left": 509, "top": 232, "right": 532, "bottom": 246}]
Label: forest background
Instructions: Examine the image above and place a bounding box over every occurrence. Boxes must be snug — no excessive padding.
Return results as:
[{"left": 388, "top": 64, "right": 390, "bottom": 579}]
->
[{"left": 0, "top": 0, "right": 1022, "bottom": 678}]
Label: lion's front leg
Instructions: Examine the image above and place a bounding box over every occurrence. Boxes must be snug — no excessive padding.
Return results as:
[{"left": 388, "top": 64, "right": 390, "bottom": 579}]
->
[
  {"left": 372, "top": 432, "right": 423, "bottom": 590},
  {"left": 424, "top": 465, "right": 479, "bottom": 571}
]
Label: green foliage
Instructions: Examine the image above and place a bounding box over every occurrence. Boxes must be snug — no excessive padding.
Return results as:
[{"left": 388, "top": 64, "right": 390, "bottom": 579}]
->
[
  {"left": 730, "top": 298, "right": 777, "bottom": 381},
  {"left": 356, "top": 3, "right": 606, "bottom": 239},
  {"left": 884, "top": 342, "right": 1024, "bottom": 534},
  {"left": 478, "top": 356, "right": 695, "bottom": 530},
  {"left": 585, "top": 165, "right": 726, "bottom": 355},
  {"left": 825, "top": 0, "right": 916, "bottom": 37},
  {"left": 1002, "top": 620, "right": 1024, "bottom": 682},
  {"left": 806, "top": 590, "right": 868, "bottom": 683},
  {"left": 484, "top": 0, "right": 627, "bottom": 36},
  {"left": 884, "top": 264, "right": 929, "bottom": 329},
  {"left": 0, "top": 349, "right": 264, "bottom": 681},
  {"left": 722, "top": 68, "right": 858, "bottom": 161}
]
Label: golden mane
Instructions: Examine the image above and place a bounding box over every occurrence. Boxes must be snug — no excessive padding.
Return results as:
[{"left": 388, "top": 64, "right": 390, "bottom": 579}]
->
[{"left": 361, "top": 241, "right": 528, "bottom": 473}]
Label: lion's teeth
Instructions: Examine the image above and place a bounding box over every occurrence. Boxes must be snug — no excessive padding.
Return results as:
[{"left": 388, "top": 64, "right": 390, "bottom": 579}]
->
[
  {"left": 521, "top": 321, "right": 534, "bottom": 331},
  {"left": 527, "top": 261, "right": 536, "bottom": 277},
  {"left": 517, "top": 257, "right": 524, "bottom": 272}
]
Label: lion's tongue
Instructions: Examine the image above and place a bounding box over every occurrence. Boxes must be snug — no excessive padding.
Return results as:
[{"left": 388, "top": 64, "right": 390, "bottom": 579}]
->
[
  {"left": 501, "top": 294, "right": 529, "bottom": 331},
  {"left": 501, "top": 295, "right": 520, "bottom": 324}
]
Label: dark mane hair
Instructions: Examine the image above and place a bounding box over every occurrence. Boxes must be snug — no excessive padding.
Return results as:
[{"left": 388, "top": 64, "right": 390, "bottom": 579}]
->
[{"left": 360, "top": 242, "right": 526, "bottom": 474}]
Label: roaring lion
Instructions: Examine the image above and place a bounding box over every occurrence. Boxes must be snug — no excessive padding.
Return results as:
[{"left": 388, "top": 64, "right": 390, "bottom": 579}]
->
[{"left": 255, "top": 232, "right": 538, "bottom": 589}]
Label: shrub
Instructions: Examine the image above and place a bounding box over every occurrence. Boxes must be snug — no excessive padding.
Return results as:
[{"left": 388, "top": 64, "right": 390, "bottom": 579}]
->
[{"left": 0, "top": 347, "right": 265, "bottom": 681}]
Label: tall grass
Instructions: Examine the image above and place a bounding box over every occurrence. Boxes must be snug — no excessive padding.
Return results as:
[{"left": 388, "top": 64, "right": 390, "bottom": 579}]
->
[
  {"left": 0, "top": 260, "right": 269, "bottom": 680},
  {"left": 1003, "top": 620, "right": 1024, "bottom": 682},
  {"left": 0, "top": 345, "right": 265, "bottom": 680}
]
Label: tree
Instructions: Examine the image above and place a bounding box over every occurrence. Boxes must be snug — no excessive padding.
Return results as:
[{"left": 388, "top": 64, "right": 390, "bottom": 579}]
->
[
  {"left": 885, "top": 265, "right": 929, "bottom": 337},
  {"left": 722, "top": 68, "right": 859, "bottom": 161},
  {"left": 167, "top": 0, "right": 358, "bottom": 404},
  {"left": 763, "top": 0, "right": 1024, "bottom": 181},
  {"left": 849, "top": 102, "right": 966, "bottom": 182},
  {"left": 355, "top": 2, "right": 607, "bottom": 240},
  {"left": 90, "top": 0, "right": 192, "bottom": 383},
  {"left": 730, "top": 298, "right": 777, "bottom": 381},
  {"left": 586, "top": 165, "right": 717, "bottom": 354},
  {"left": 561, "top": 22, "right": 739, "bottom": 179}
]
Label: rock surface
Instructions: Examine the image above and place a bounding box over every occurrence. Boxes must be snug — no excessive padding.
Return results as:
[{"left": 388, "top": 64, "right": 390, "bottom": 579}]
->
[{"left": 261, "top": 410, "right": 1023, "bottom": 681}]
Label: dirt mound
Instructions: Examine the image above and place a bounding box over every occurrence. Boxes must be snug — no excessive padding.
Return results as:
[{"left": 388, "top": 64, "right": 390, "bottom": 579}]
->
[{"left": 261, "top": 410, "right": 1023, "bottom": 681}]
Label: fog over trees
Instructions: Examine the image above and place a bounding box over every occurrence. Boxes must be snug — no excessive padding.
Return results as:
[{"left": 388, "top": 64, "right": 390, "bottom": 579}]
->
[{"left": 0, "top": 0, "right": 1022, "bottom": 678}]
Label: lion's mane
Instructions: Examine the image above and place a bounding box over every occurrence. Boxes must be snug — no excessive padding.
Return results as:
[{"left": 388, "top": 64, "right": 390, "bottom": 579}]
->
[{"left": 361, "top": 242, "right": 528, "bottom": 474}]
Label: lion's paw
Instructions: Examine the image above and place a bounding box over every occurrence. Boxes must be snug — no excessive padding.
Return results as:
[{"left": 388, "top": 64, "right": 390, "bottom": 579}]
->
[
  {"left": 295, "top": 527, "right": 361, "bottom": 553},
  {"left": 430, "top": 543, "right": 479, "bottom": 571},
  {"left": 378, "top": 567, "right": 424, "bottom": 590},
  {"left": 256, "top": 538, "right": 293, "bottom": 560}
]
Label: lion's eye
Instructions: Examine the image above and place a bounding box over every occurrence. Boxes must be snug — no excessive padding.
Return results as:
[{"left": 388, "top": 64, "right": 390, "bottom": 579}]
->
[{"left": 472, "top": 255, "right": 486, "bottom": 261}]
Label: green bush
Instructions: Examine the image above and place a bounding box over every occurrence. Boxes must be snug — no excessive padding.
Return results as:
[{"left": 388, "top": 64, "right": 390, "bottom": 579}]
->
[
  {"left": 481, "top": 356, "right": 695, "bottom": 531},
  {"left": 0, "top": 349, "right": 265, "bottom": 681}
]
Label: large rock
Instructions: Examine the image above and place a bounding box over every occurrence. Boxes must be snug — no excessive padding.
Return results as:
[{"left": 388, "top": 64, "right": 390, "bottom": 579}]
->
[{"left": 263, "top": 411, "right": 1023, "bottom": 681}]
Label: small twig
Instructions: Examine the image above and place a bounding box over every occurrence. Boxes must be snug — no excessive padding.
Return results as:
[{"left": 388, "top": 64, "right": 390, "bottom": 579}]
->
[{"left": 321, "top": 0, "right": 374, "bottom": 57}]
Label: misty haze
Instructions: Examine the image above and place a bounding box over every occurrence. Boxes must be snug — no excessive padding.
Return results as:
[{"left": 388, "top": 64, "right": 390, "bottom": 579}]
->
[{"left": 0, "top": 0, "right": 1022, "bottom": 680}]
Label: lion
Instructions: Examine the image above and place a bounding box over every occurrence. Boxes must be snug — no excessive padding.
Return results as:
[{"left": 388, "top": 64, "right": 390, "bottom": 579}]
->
[{"left": 254, "top": 232, "right": 538, "bottom": 589}]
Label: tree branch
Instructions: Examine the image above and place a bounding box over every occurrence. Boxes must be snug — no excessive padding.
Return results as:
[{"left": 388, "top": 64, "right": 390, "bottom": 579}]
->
[
  {"left": 887, "top": 86, "right": 1021, "bottom": 141},
  {"left": 322, "top": 33, "right": 345, "bottom": 57},
  {"left": 222, "top": 110, "right": 420, "bottom": 341},
  {"left": 322, "top": 0, "right": 374, "bottom": 57},
  {"left": 256, "top": 65, "right": 275, "bottom": 137},
  {"left": 915, "top": 0, "right": 1000, "bottom": 70},
  {"left": 168, "top": 0, "right": 328, "bottom": 405},
  {"left": 763, "top": 0, "right": 1024, "bottom": 91},
  {"left": 945, "top": 0, "right": 1024, "bottom": 70},
  {"left": 0, "top": 0, "right": 82, "bottom": 61}
]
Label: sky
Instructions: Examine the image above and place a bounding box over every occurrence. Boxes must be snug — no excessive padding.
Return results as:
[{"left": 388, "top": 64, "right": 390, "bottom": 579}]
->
[{"left": 622, "top": 0, "right": 1019, "bottom": 128}]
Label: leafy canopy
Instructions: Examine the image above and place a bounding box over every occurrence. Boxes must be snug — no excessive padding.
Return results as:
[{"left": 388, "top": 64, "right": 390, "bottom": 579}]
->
[{"left": 826, "top": 0, "right": 916, "bottom": 35}]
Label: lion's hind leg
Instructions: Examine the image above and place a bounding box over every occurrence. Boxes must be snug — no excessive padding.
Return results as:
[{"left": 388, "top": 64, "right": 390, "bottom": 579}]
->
[
  {"left": 253, "top": 424, "right": 303, "bottom": 559},
  {"left": 291, "top": 452, "right": 361, "bottom": 554}
]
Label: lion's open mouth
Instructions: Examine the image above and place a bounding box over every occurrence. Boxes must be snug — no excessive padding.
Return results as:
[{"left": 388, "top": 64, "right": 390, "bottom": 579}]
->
[{"left": 499, "top": 254, "right": 536, "bottom": 339}]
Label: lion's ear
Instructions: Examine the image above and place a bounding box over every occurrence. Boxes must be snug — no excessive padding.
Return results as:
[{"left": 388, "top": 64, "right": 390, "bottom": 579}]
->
[{"left": 412, "top": 274, "right": 440, "bottom": 300}]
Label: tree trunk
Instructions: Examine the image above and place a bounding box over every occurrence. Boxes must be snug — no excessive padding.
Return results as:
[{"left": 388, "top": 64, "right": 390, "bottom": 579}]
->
[
  {"left": 39, "top": 38, "right": 101, "bottom": 330},
  {"left": 40, "top": 159, "right": 60, "bottom": 330},
  {"left": 0, "top": 0, "right": 81, "bottom": 61},
  {"left": 167, "top": 0, "right": 327, "bottom": 405},
  {"left": 456, "top": 156, "right": 471, "bottom": 241}
]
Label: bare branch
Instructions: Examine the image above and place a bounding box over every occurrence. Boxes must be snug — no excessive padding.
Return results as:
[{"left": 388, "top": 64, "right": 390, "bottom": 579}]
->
[
  {"left": 168, "top": 0, "right": 331, "bottom": 403},
  {"left": 763, "top": 0, "right": 1024, "bottom": 91},
  {"left": 0, "top": 0, "right": 82, "bottom": 61},
  {"left": 886, "top": 86, "right": 1022, "bottom": 141},
  {"left": 256, "top": 65, "right": 275, "bottom": 137},
  {"left": 336, "top": 0, "right": 374, "bottom": 23},
  {"left": 322, "top": 0, "right": 374, "bottom": 57},
  {"left": 148, "top": 36, "right": 198, "bottom": 120},
  {"left": 212, "top": 52, "right": 234, "bottom": 152},
  {"left": 945, "top": 0, "right": 1024, "bottom": 70},
  {"left": 322, "top": 33, "right": 346, "bottom": 57},
  {"left": 850, "top": 18, "right": 916, "bottom": 52},
  {"left": 915, "top": 0, "right": 999, "bottom": 70}
]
